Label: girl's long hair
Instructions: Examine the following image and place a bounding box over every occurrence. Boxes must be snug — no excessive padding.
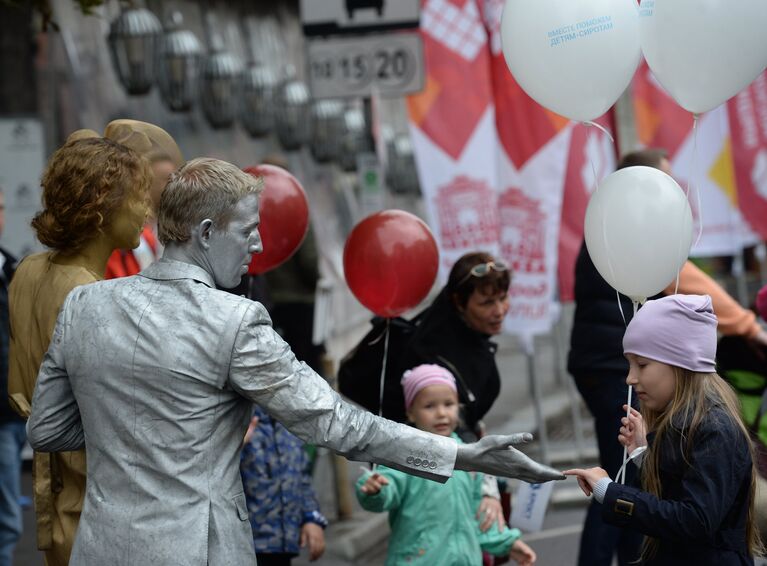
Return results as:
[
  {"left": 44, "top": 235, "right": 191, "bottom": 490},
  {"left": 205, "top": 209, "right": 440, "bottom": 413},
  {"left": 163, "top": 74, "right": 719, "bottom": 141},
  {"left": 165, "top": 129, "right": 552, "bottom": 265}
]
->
[{"left": 639, "top": 368, "right": 763, "bottom": 560}]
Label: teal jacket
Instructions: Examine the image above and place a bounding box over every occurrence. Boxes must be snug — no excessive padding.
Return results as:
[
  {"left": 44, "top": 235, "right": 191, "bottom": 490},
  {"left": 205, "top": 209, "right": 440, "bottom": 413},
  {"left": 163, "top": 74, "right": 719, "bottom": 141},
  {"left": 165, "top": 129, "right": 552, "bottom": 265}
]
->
[{"left": 356, "top": 434, "right": 521, "bottom": 566}]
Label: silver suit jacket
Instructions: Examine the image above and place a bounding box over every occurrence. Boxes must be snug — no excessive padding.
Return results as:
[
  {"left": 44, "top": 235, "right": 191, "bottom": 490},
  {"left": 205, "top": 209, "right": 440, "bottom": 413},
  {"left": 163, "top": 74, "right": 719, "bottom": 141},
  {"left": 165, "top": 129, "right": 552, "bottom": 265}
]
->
[{"left": 27, "top": 259, "right": 457, "bottom": 566}]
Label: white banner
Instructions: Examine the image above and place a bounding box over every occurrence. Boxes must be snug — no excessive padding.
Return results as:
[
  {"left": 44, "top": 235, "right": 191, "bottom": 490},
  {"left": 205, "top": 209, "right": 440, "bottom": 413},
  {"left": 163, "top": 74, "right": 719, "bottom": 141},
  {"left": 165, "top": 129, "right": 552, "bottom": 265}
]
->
[{"left": 672, "top": 106, "right": 760, "bottom": 257}]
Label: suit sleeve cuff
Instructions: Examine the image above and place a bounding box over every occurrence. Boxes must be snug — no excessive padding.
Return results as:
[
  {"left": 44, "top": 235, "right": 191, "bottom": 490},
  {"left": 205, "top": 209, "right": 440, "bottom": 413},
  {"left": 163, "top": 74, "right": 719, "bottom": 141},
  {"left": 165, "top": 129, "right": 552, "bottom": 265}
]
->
[{"left": 593, "top": 477, "right": 612, "bottom": 503}]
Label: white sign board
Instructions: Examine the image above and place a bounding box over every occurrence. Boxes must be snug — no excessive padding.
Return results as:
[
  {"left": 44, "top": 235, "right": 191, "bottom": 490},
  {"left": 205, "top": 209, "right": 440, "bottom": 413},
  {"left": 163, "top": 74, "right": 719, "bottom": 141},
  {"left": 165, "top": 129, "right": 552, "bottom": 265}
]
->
[
  {"left": 0, "top": 118, "right": 44, "bottom": 258},
  {"left": 302, "top": 0, "right": 419, "bottom": 36},
  {"left": 509, "top": 480, "right": 554, "bottom": 533},
  {"left": 308, "top": 32, "right": 424, "bottom": 99}
]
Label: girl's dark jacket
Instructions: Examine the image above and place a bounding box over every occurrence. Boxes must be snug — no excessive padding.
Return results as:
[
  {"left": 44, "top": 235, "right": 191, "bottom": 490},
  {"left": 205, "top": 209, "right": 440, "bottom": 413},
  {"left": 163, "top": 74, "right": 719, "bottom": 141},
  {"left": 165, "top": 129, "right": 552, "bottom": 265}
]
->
[{"left": 602, "top": 405, "right": 755, "bottom": 565}]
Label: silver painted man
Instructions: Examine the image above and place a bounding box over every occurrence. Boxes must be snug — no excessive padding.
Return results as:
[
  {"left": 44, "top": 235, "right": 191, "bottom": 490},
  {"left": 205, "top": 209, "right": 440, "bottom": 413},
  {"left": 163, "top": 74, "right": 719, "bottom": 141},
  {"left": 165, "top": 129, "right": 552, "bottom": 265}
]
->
[{"left": 26, "top": 158, "right": 563, "bottom": 566}]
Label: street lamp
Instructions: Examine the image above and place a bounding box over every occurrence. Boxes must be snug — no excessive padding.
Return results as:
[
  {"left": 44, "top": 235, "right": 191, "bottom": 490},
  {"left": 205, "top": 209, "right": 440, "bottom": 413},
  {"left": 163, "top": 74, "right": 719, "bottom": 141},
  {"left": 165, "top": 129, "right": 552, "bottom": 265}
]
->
[
  {"left": 108, "top": 6, "right": 162, "bottom": 95},
  {"left": 241, "top": 62, "right": 278, "bottom": 138},
  {"left": 339, "top": 106, "right": 371, "bottom": 172},
  {"left": 199, "top": 47, "right": 243, "bottom": 129},
  {"left": 274, "top": 67, "right": 311, "bottom": 151},
  {"left": 310, "top": 99, "right": 345, "bottom": 163},
  {"left": 387, "top": 133, "right": 420, "bottom": 194},
  {"left": 157, "top": 12, "right": 202, "bottom": 112}
]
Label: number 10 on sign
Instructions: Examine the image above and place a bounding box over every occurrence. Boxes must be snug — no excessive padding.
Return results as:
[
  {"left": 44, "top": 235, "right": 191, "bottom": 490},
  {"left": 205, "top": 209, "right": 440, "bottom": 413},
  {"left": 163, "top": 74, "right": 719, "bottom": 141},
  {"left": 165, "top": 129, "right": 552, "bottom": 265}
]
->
[{"left": 307, "top": 32, "right": 424, "bottom": 99}]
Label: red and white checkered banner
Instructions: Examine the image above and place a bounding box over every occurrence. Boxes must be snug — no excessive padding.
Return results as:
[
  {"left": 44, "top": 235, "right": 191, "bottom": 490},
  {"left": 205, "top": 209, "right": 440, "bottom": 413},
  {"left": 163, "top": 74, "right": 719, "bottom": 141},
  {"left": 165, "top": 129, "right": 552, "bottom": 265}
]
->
[
  {"left": 408, "top": 0, "right": 501, "bottom": 278},
  {"left": 483, "top": 0, "right": 572, "bottom": 336},
  {"left": 633, "top": 62, "right": 760, "bottom": 256},
  {"left": 408, "top": 0, "right": 618, "bottom": 339},
  {"left": 728, "top": 71, "right": 767, "bottom": 242}
]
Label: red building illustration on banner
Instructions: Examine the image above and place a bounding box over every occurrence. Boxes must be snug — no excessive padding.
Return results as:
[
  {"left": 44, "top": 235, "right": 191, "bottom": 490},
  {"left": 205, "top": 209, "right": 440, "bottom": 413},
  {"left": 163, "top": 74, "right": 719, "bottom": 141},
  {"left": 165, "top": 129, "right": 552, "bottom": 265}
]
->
[
  {"left": 435, "top": 175, "right": 499, "bottom": 249},
  {"left": 499, "top": 188, "right": 546, "bottom": 274}
]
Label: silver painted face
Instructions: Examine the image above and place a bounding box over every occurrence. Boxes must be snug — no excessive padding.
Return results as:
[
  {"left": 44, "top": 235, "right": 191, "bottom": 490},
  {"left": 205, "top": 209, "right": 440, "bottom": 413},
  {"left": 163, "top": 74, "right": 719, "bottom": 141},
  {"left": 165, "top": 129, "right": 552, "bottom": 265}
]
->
[{"left": 207, "top": 193, "right": 262, "bottom": 288}]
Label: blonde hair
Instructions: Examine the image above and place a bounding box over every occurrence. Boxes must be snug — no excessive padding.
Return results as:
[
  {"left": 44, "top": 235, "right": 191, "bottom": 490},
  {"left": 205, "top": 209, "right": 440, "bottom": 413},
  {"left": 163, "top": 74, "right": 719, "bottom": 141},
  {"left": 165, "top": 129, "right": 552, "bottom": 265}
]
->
[
  {"left": 158, "top": 157, "right": 263, "bottom": 245},
  {"left": 640, "top": 368, "right": 763, "bottom": 560}
]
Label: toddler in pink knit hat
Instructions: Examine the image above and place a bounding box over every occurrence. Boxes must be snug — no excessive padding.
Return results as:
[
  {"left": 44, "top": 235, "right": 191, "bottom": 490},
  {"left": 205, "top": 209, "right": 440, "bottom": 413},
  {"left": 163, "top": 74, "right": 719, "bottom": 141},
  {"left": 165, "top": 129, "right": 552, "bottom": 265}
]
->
[{"left": 356, "top": 363, "right": 538, "bottom": 565}]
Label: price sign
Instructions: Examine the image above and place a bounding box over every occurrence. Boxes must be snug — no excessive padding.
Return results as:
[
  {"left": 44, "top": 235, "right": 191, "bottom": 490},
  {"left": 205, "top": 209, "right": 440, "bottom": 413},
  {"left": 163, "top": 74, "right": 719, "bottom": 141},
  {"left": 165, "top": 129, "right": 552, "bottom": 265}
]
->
[{"left": 307, "top": 32, "right": 424, "bottom": 99}]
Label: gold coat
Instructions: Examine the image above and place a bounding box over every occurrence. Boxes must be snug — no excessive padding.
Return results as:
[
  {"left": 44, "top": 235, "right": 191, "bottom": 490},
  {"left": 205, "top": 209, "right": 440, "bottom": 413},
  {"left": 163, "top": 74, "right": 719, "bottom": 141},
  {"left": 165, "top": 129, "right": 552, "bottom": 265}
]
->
[{"left": 8, "top": 252, "right": 99, "bottom": 566}]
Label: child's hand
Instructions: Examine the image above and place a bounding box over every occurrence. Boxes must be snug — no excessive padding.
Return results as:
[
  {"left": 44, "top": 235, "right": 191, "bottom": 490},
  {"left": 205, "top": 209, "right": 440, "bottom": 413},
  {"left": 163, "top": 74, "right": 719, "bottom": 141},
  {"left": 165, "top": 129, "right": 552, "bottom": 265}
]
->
[
  {"left": 300, "top": 522, "right": 326, "bottom": 561},
  {"left": 359, "top": 472, "right": 389, "bottom": 495},
  {"left": 562, "top": 467, "right": 609, "bottom": 497},
  {"left": 477, "top": 496, "right": 505, "bottom": 532},
  {"left": 242, "top": 416, "right": 259, "bottom": 446},
  {"left": 510, "top": 539, "right": 536, "bottom": 565},
  {"left": 618, "top": 405, "right": 646, "bottom": 455}
]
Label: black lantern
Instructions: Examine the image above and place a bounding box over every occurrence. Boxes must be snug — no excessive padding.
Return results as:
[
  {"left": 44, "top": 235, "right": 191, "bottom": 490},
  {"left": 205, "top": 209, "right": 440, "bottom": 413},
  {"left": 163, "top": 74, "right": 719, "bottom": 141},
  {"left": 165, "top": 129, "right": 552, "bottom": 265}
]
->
[
  {"left": 339, "top": 106, "right": 372, "bottom": 172},
  {"left": 387, "top": 134, "right": 420, "bottom": 194},
  {"left": 200, "top": 48, "right": 243, "bottom": 129},
  {"left": 241, "top": 62, "right": 278, "bottom": 138},
  {"left": 108, "top": 6, "right": 163, "bottom": 95},
  {"left": 157, "top": 12, "right": 202, "bottom": 112},
  {"left": 275, "top": 68, "right": 311, "bottom": 151},
  {"left": 310, "top": 99, "right": 345, "bottom": 163}
]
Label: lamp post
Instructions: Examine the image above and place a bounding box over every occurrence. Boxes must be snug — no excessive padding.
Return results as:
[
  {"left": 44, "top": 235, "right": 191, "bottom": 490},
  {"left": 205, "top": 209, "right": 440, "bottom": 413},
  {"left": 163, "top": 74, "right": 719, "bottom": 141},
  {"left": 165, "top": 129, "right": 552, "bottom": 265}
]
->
[
  {"left": 108, "top": 6, "right": 162, "bottom": 95},
  {"left": 157, "top": 11, "right": 202, "bottom": 112}
]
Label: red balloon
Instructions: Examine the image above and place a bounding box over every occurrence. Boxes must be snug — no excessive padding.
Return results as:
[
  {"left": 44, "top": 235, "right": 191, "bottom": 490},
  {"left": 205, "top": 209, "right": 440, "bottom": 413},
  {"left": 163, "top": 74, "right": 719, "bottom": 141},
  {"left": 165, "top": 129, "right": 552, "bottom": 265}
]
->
[
  {"left": 344, "top": 210, "right": 439, "bottom": 318},
  {"left": 243, "top": 165, "right": 309, "bottom": 275}
]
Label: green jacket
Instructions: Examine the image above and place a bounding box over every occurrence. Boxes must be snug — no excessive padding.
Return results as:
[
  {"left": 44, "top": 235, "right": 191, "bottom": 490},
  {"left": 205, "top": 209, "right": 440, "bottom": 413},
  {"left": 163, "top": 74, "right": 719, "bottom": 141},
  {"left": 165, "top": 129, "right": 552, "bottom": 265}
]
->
[{"left": 356, "top": 434, "right": 521, "bottom": 566}]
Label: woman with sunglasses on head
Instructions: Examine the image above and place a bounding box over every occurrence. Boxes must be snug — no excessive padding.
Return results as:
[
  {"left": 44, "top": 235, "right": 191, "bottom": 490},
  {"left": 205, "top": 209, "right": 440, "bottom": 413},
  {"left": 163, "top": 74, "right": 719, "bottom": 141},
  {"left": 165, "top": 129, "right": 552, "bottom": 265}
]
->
[{"left": 399, "top": 251, "right": 512, "bottom": 535}]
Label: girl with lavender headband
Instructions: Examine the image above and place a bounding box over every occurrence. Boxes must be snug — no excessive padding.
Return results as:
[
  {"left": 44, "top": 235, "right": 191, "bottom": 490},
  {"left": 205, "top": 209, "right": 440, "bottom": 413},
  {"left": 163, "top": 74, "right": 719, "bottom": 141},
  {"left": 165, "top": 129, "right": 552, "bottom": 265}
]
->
[{"left": 565, "top": 294, "right": 762, "bottom": 565}]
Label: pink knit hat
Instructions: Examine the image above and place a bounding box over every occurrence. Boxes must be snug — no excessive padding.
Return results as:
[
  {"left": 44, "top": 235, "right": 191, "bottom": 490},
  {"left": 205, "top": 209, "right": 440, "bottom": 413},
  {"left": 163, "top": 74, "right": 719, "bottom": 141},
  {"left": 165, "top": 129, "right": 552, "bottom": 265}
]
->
[
  {"left": 401, "top": 364, "right": 457, "bottom": 410},
  {"left": 623, "top": 294, "right": 718, "bottom": 373}
]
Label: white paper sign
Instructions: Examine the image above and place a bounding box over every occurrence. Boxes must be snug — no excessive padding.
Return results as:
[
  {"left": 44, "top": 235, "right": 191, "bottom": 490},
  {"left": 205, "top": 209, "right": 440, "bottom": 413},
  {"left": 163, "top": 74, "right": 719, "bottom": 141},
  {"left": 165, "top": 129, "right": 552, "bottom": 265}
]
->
[{"left": 509, "top": 480, "right": 554, "bottom": 533}]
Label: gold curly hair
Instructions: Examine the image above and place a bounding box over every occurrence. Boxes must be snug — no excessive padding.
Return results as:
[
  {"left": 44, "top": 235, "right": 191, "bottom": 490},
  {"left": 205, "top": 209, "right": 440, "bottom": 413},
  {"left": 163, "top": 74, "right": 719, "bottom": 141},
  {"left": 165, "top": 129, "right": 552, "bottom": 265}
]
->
[{"left": 32, "top": 137, "right": 151, "bottom": 253}]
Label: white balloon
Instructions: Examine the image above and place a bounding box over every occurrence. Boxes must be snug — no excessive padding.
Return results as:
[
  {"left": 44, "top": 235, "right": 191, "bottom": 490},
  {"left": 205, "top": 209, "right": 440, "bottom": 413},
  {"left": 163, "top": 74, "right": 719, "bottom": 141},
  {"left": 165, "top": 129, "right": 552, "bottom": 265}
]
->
[
  {"left": 500, "top": 0, "right": 641, "bottom": 122},
  {"left": 584, "top": 166, "right": 693, "bottom": 303},
  {"left": 640, "top": 0, "right": 767, "bottom": 115}
]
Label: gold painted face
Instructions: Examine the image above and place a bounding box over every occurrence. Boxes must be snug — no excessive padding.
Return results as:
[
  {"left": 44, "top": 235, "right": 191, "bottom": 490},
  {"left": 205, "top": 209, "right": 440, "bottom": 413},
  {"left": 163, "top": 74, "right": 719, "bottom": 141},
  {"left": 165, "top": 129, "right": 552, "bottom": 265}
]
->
[
  {"left": 105, "top": 185, "right": 150, "bottom": 250},
  {"left": 149, "top": 159, "right": 176, "bottom": 215}
]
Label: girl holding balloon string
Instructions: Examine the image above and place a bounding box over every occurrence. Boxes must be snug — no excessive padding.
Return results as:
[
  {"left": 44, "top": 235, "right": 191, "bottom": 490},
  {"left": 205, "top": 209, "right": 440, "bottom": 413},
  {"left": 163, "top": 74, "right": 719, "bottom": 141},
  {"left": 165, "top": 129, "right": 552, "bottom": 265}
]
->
[{"left": 565, "top": 294, "right": 763, "bottom": 565}]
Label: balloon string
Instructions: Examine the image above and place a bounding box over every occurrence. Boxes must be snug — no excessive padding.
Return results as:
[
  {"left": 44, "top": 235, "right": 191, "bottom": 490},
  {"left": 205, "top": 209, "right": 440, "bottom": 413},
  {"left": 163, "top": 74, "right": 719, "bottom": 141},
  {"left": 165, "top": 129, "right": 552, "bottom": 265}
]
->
[
  {"left": 616, "top": 290, "right": 627, "bottom": 328},
  {"left": 690, "top": 114, "right": 704, "bottom": 248},
  {"left": 587, "top": 121, "right": 622, "bottom": 313},
  {"left": 583, "top": 120, "right": 615, "bottom": 144},
  {"left": 372, "top": 318, "right": 392, "bottom": 472},
  {"left": 379, "top": 318, "right": 391, "bottom": 419},
  {"left": 616, "top": 300, "right": 639, "bottom": 484}
]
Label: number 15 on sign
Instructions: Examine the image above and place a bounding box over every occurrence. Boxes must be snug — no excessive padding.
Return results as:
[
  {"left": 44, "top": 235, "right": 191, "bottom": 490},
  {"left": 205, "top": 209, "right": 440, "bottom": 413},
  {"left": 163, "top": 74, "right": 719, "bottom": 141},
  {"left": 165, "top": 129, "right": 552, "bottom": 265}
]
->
[{"left": 307, "top": 32, "right": 424, "bottom": 99}]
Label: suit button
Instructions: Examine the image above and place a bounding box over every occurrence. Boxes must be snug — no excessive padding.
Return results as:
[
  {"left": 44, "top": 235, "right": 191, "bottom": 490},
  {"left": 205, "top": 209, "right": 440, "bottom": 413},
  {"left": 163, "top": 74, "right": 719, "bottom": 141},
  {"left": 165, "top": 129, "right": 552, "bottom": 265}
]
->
[
  {"left": 414, "top": 458, "right": 422, "bottom": 466},
  {"left": 406, "top": 456, "right": 414, "bottom": 464},
  {"left": 429, "top": 462, "right": 437, "bottom": 469}
]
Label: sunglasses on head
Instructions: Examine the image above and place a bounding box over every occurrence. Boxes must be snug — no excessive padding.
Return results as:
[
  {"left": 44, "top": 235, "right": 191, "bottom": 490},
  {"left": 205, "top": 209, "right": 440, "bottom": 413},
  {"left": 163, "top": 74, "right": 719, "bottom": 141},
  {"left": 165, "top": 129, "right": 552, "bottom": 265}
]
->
[{"left": 456, "top": 260, "right": 509, "bottom": 287}]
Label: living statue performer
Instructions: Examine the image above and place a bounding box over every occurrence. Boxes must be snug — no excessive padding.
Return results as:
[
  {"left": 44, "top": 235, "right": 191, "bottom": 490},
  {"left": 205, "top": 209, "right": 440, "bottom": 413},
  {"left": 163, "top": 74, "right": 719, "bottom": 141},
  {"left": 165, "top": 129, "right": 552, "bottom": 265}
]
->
[
  {"left": 8, "top": 137, "right": 151, "bottom": 565},
  {"left": 103, "top": 119, "right": 184, "bottom": 277},
  {"left": 26, "top": 157, "right": 565, "bottom": 566}
]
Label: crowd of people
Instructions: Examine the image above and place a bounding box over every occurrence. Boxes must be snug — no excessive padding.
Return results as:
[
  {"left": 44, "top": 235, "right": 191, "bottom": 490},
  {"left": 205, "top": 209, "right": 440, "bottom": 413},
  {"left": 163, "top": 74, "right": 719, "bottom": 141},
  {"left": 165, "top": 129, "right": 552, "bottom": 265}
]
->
[{"left": 0, "top": 122, "right": 766, "bottom": 566}]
